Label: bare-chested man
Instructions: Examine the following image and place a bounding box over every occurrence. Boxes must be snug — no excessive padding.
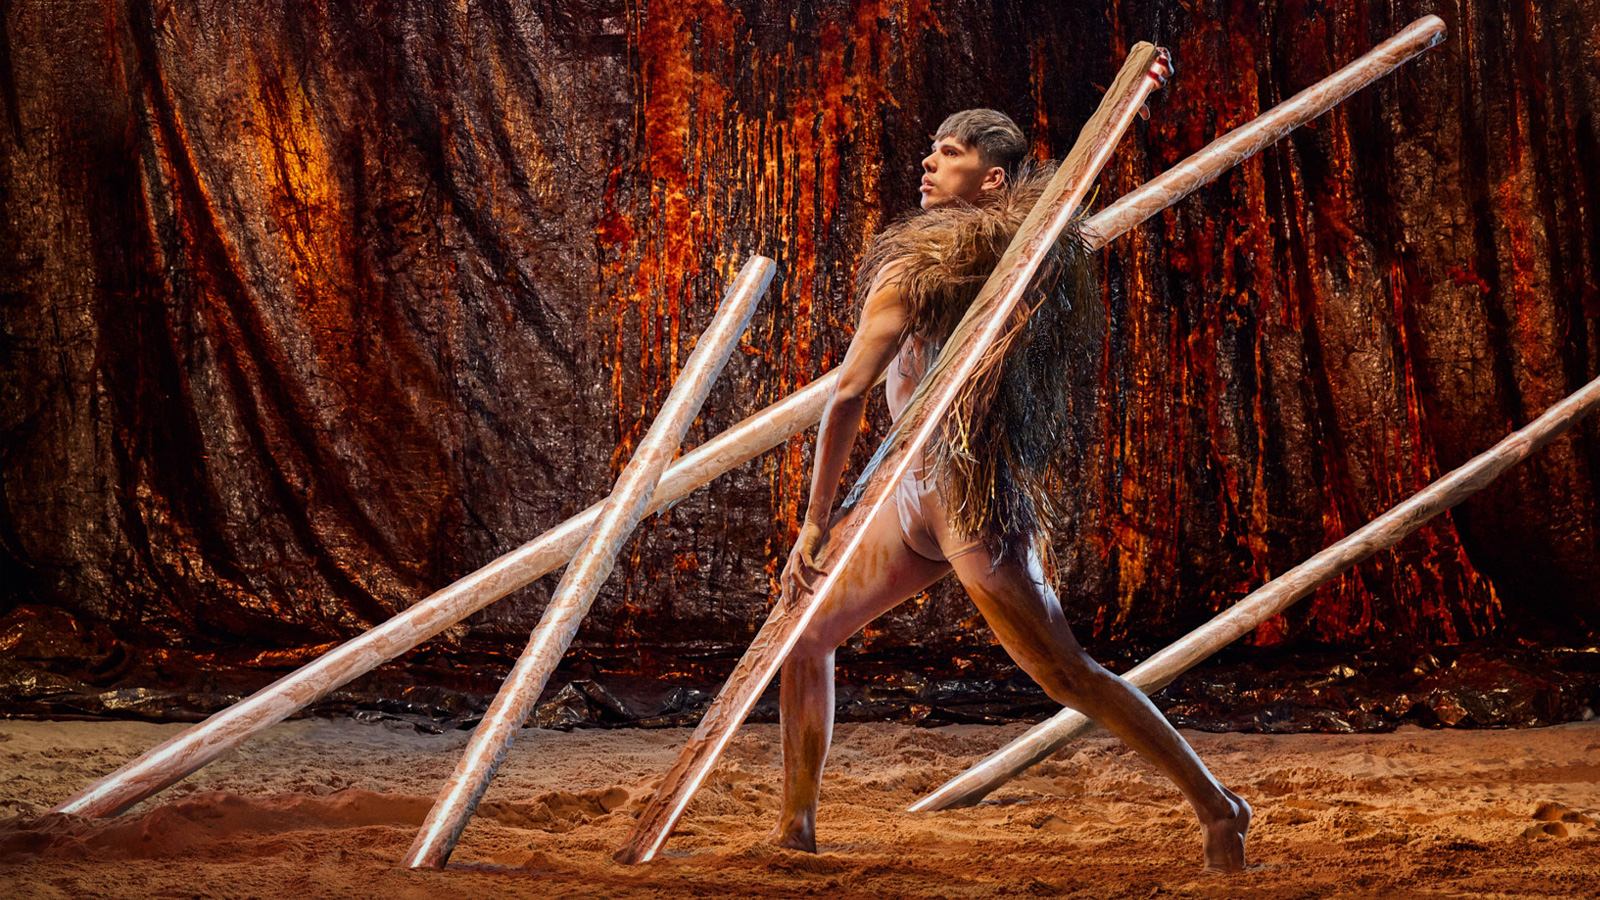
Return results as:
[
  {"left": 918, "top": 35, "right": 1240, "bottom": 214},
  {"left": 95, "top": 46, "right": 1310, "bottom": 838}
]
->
[{"left": 771, "top": 109, "right": 1252, "bottom": 873}]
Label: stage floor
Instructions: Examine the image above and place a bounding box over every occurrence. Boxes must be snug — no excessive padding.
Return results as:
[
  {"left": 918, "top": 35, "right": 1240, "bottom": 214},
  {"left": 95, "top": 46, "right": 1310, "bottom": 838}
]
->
[{"left": 2, "top": 717, "right": 1597, "bottom": 898}]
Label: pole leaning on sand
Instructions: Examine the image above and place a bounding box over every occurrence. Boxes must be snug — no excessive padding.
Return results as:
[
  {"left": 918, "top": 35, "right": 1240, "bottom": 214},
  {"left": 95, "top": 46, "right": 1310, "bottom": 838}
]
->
[
  {"left": 52, "top": 261, "right": 825, "bottom": 821},
  {"left": 913, "top": 370, "right": 1600, "bottom": 811},
  {"left": 401, "top": 255, "right": 773, "bottom": 868},
  {"left": 613, "top": 42, "right": 1173, "bottom": 867},
  {"left": 1080, "top": 15, "right": 1446, "bottom": 251}
]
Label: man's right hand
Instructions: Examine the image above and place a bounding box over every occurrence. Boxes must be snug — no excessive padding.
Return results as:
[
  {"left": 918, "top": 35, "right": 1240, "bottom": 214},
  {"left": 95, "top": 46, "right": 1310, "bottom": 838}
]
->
[{"left": 780, "top": 521, "right": 829, "bottom": 602}]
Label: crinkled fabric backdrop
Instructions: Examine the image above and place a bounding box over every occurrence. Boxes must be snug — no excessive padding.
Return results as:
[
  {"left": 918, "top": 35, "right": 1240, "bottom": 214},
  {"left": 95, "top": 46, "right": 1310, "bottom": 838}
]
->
[{"left": 3, "top": 0, "right": 1599, "bottom": 728}]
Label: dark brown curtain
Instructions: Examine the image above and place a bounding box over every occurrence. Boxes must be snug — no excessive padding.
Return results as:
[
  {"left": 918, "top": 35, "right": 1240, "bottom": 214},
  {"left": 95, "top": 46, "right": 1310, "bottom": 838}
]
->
[{"left": 3, "top": 0, "right": 1598, "bottom": 718}]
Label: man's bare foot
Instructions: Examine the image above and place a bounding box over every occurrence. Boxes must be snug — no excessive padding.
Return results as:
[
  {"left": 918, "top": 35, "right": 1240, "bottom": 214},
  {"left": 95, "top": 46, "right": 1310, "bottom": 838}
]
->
[
  {"left": 1201, "top": 790, "right": 1251, "bottom": 873},
  {"left": 766, "top": 817, "right": 817, "bottom": 853}
]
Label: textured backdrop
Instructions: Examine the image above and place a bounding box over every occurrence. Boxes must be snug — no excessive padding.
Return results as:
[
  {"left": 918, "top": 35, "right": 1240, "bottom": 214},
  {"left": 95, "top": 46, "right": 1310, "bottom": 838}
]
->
[{"left": 2, "top": 0, "right": 1598, "bottom": 722}]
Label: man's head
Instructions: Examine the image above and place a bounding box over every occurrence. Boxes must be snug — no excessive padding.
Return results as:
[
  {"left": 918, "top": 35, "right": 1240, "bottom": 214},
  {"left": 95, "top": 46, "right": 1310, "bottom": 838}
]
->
[{"left": 919, "top": 109, "right": 1027, "bottom": 209}]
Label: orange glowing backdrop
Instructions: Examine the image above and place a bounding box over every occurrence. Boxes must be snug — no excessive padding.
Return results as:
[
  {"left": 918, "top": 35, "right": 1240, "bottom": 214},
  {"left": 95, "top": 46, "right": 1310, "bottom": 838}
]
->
[{"left": 1, "top": 0, "right": 1596, "bottom": 719}]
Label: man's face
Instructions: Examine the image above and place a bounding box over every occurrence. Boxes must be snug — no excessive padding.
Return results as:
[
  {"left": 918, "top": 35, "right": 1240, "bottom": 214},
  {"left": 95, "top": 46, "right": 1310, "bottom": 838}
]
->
[{"left": 919, "top": 136, "right": 1004, "bottom": 209}]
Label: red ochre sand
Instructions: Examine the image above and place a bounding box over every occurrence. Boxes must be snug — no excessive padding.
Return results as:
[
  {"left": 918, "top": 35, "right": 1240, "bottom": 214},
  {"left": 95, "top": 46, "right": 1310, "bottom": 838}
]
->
[{"left": 2, "top": 717, "right": 1598, "bottom": 899}]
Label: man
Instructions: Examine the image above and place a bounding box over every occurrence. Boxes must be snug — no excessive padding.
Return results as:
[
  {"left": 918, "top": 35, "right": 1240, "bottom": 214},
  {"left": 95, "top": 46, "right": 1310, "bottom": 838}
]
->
[{"left": 772, "top": 109, "right": 1251, "bottom": 873}]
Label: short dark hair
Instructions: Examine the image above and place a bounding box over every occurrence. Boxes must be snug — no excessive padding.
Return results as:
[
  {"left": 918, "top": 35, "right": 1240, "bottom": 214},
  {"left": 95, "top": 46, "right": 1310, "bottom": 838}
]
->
[{"left": 934, "top": 109, "right": 1028, "bottom": 174}]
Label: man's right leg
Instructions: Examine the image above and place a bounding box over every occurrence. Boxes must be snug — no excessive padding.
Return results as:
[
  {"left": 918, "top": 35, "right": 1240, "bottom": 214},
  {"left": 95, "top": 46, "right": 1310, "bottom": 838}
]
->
[{"left": 772, "top": 501, "right": 950, "bottom": 851}]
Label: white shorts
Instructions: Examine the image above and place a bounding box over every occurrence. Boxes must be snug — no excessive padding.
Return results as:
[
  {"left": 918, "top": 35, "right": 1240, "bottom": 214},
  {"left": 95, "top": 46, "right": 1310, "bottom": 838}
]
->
[{"left": 892, "top": 455, "right": 987, "bottom": 563}]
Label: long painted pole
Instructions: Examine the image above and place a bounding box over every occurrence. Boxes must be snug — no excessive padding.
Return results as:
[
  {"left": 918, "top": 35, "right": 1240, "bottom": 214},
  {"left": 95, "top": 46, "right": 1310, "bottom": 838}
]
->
[
  {"left": 400, "top": 255, "right": 773, "bottom": 867},
  {"left": 1081, "top": 16, "right": 1446, "bottom": 250},
  {"left": 909, "top": 14, "right": 1462, "bottom": 812},
  {"left": 613, "top": 42, "right": 1174, "bottom": 866},
  {"left": 914, "top": 370, "right": 1600, "bottom": 811},
  {"left": 51, "top": 261, "right": 814, "bottom": 820}
]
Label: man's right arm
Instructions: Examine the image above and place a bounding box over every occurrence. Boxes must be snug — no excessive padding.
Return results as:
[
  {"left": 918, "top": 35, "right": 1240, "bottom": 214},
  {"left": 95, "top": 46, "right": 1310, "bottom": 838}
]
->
[{"left": 782, "top": 263, "right": 908, "bottom": 596}]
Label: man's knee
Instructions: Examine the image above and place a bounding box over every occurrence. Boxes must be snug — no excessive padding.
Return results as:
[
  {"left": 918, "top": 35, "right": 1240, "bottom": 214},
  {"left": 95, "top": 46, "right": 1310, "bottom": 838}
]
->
[
  {"left": 785, "top": 627, "right": 838, "bottom": 666},
  {"left": 1024, "top": 647, "right": 1108, "bottom": 706}
]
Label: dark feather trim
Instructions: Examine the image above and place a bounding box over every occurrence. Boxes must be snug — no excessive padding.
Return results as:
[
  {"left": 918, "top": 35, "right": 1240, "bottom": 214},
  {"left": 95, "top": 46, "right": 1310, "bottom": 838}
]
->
[{"left": 857, "top": 161, "right": 1104, "bottom": 557}]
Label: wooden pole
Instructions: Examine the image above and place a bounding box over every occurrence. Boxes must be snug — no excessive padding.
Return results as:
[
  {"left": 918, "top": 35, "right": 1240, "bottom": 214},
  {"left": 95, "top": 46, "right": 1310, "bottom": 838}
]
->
[
  {"left": 400, "top": 256, "right": 773, "bottom": 868},
  {"left": 52, "top": 260, "right": 812, "bottom": 820},
  {"left": 912, "top": 369, "right": 1600, "bottom": 811},
  {"left": 612, "top": 43, "right": 1173, "bottom": 866},
  {"left": 1081, "top": 16, "right": 1446, "bottom": 251}
]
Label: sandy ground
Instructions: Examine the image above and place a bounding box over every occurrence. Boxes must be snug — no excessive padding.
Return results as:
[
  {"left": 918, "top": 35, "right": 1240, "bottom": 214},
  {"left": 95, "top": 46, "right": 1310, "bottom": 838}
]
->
[{"left": 1, "top": 717, "right": 1598, "bottom": 899}]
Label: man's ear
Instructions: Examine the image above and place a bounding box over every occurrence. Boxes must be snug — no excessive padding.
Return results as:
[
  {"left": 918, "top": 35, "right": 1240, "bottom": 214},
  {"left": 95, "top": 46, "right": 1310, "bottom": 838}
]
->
[{"left": 982, "top": 166, "right": 1007, "bottom": 191}]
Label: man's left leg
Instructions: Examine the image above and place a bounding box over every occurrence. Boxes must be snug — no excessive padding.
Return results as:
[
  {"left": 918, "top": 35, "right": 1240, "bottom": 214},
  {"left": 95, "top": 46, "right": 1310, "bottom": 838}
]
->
[{"left": 945, "top": 539, "right": 1251, "bottom": 872}]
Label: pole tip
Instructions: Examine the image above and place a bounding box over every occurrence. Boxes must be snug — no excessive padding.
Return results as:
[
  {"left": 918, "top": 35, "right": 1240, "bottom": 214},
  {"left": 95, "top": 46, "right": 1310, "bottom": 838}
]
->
[
  {"left": 612, "top": 841, "right": 652, "bottom": 866},
  {"left": 1412, "top": 14, "right": 1447, "bottom": 45}
]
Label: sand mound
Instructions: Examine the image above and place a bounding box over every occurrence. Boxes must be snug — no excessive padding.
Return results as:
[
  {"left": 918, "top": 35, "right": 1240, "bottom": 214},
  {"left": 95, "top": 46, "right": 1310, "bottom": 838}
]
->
[{"left": 1, "top": 790, "right": 431, "bottom": 861}]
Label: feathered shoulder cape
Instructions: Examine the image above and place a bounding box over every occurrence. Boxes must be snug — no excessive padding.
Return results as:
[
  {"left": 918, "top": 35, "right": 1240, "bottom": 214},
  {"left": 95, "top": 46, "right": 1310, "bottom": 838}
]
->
[{"left": 854, "top": 162, "right": 1104, "bottom": 555}]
